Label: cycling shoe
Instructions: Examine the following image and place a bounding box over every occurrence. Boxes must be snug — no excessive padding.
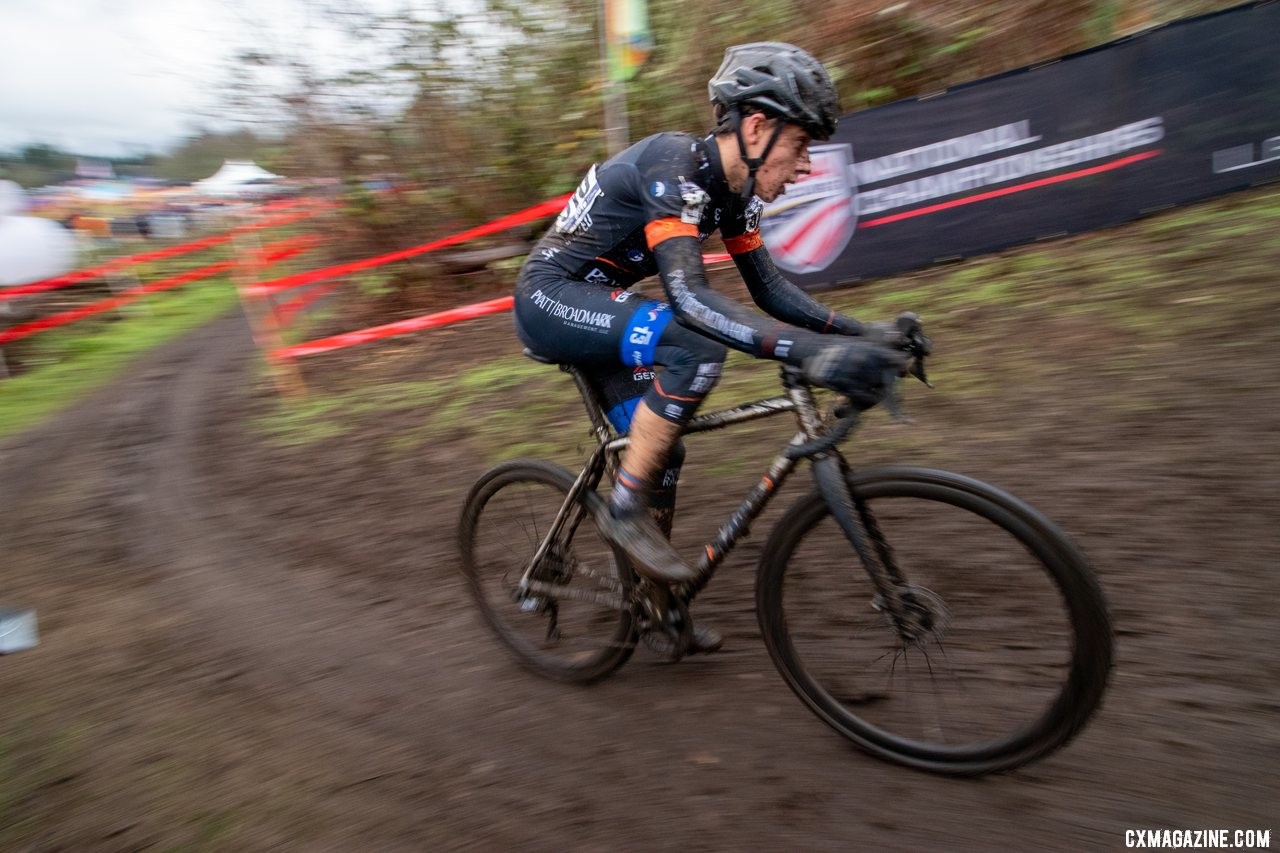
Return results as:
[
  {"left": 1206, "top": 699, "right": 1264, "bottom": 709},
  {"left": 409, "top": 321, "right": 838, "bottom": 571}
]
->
[
  {"left": 687, "top": 622, "right": 724, "bottom": 654},
  {"left": 605, "top": 508, "right": 697, "bottom": 584}
]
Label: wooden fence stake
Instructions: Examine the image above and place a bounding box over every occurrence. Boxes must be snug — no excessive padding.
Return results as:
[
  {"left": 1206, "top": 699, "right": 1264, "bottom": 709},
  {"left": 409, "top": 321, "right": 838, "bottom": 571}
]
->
[{"left": 231, "top": 226, "right": 307, "bottom": 397}]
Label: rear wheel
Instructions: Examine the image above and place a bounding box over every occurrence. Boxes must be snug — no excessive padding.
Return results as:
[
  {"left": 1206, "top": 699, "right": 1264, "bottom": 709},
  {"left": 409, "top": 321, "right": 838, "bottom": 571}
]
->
[
  {"left": 757, "top": 466, "right": 1112, "bottom": 775},
  {"left": 459, "top": 460, "right": 637, "bottom": 683}
]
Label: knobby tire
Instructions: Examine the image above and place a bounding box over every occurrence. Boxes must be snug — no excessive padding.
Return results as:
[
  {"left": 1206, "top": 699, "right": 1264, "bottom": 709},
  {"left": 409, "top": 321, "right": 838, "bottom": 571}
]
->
[
  {"left": 458, "top": 459, "right": 637, "bottom": 684},
  {"left": 756, "top": 466, "right": 1113, "bottom": 775}
]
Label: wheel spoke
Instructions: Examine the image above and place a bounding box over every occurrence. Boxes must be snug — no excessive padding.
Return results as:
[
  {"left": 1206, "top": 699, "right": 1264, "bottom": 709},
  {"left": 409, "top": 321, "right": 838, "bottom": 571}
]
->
[
  {"left": 460, "top": 462, "right": 636, "bottom": 684},
  {"left": 758, "top": 471, "right": 1111, "bottom": 774}
]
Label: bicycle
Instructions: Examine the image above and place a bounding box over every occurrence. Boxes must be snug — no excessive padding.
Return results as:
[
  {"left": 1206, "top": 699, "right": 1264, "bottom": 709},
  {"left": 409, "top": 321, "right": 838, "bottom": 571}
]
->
[{"left": 458, "top": 316, "right": 1113, "bottom": 775}]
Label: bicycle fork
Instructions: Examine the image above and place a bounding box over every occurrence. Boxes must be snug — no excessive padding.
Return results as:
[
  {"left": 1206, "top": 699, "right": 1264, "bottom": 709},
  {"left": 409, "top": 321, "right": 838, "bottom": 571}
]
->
[{"left": 811, "top": 454, "right": 935, "bottom": 642}]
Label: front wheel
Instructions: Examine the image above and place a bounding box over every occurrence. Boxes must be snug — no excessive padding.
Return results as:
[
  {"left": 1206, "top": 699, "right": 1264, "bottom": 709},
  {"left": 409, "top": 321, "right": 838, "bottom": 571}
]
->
[
  {"left": 757, "top": 466, "right": 1112, "bottom": 775},
  {"left": 458, "top": 460, "right": 637, "bottom": 684}
]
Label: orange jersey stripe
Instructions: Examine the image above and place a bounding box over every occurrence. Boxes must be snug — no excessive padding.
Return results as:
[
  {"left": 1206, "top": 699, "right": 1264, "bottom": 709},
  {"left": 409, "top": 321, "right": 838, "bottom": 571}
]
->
[
  {"left": 645, "top": 218, "right": 699, "bottom": 249},
  {"left": 724, "top": 232, "right": 764, "bottom": 254}
]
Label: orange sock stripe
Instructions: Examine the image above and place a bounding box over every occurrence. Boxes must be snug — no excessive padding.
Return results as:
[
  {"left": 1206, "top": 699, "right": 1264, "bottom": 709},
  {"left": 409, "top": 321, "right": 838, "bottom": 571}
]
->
[{"left": 617, "top": 469, "right": 644, "bottom": 489}]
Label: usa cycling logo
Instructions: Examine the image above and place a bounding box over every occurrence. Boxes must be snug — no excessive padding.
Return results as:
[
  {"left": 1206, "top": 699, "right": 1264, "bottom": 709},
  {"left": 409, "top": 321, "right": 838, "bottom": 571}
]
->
[{"left": 760, "top": 143, "right": 858, "bottom": 275}]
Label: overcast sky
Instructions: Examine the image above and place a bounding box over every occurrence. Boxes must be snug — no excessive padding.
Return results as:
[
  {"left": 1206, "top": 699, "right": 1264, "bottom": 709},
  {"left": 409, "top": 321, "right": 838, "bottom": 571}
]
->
[
  {"left": 0, "top": 2, "right": 238, "bottom": 156},
  {"left": 0, "top": 0, "right": 412, "bottom": 159}
]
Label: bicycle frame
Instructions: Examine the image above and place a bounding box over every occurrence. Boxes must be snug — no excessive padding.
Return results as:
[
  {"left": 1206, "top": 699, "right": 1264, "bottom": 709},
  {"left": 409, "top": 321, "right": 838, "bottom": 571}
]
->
[
  {"left": 474, "top": 348, "right": 1113, "bottom": 772},
  {"left": 518, "top": 362, "right": 845, "bottom": 603}
]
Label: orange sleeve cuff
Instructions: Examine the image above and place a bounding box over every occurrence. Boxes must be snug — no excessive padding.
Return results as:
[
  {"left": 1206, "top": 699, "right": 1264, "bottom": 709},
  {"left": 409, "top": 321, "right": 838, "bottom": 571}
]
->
[
  {"left": 724, "top": 232, "right": 764, "bottom": 254},
  {"left": 645, "top": 217, "right": 699, "bottom": 249}
]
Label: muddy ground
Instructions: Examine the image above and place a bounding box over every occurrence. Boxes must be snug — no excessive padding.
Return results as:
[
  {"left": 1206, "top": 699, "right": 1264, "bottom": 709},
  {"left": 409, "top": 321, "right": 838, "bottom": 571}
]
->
[{"left": 1, "top": 191, "right": 1277, "bottom": 850}]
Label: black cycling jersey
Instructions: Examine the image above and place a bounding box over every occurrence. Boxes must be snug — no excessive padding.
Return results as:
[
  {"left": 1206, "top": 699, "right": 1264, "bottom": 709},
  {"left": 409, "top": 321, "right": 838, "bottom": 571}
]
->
[
  {"left": 515, "top": 131, "right": 864, "bottom": 432},
  {"left": 522, "top": 131, "right": 864, "bottom": 362},
  {"left": 528, "top": 132, "right": 757, "bottom": 288}
]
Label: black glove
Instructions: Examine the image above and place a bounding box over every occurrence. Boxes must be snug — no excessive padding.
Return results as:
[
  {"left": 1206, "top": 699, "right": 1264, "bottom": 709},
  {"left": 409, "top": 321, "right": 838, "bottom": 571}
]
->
[
  {"left": 857, "top": 312, "right": 931, "bottom": 354},
  {"left": 860, "top": 320, "right": 905, "bottom": 348},
  {"left": 801, "top": 339, "right": 908, "bottom": 409},
  {"left": 893, "top": 311, "right": 932, "bottom": 357}
]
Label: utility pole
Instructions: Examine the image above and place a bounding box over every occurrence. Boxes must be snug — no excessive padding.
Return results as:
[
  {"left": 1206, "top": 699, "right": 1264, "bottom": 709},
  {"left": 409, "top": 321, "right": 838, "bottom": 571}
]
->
[{"left": 600, "top": 0, "right": 630, "bottom": 157}]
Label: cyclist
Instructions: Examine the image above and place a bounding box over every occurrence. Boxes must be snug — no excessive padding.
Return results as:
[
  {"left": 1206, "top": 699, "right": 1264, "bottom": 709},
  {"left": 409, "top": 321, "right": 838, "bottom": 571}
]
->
[{"left": 514, "top": 42, "right": 905, "bottom": 652}]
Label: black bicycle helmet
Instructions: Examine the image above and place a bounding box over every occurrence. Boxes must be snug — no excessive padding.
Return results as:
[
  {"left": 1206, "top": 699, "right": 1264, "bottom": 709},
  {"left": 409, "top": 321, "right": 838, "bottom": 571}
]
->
[{"left": 709, "top": 42, "right": 840, "bottom": 141}]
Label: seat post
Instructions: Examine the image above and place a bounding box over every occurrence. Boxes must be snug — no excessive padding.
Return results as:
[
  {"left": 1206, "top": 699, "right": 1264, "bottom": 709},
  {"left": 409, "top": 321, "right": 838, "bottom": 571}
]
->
[
  {"left": 522, "top": 348, "right": 616, "bottom": 448},
  {"left": 560, "top": 363, "right": 617, "bottom": 448}
]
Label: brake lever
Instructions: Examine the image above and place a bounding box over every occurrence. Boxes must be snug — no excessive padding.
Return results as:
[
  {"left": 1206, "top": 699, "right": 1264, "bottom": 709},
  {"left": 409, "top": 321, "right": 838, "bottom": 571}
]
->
[{"left": 894, "top": 312, "right": 934, "bottom": 389}]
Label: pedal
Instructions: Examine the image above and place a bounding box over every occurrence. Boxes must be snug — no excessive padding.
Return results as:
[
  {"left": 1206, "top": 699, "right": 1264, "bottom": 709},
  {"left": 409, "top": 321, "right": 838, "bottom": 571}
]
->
[{"left": 636, "top": 582, "right": 691, "bottom": 661}]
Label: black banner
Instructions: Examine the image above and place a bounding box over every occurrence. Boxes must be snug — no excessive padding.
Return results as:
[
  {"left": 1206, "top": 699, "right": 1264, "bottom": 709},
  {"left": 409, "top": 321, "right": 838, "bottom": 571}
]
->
[{"left": 760, "top": 2, "right": 1280, "bottom": 288}]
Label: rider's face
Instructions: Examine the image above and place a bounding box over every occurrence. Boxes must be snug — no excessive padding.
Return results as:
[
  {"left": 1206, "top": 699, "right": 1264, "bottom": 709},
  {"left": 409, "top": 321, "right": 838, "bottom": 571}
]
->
[{"left": 742, "top": 116, "right": 813, "bottom": 203}]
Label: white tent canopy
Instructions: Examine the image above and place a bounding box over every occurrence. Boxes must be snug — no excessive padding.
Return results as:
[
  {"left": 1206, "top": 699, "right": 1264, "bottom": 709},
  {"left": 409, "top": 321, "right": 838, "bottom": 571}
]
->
[
  {"left": 0, "top": 181, "right": 76, "bottom": 287},
  {"left": 193, "top": 160, "right": 283, "bottom": 197}
]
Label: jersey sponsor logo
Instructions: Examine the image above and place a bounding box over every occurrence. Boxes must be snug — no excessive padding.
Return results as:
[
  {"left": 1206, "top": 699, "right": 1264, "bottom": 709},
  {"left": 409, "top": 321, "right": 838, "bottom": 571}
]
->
[
  {"left": 584, "top": 267, "right": 612, "bottom": 285},
  {"left": 620, "top": 299, "right": 673, "bottom": 367},
  {"left": 743, "top": 197, "right": 764, "bottom": 233},
  {"left": 650, "top": 180, "right": 666, "bottom": 197},
  {"left": 611, "top": 289, "right": 638, "bottom": 302},
  {"left": 760, "top": 143, "right": 858, "bottom": 275},
  {"left": 664, "top": 403, "right": 684, "bottom": 419},
  {"left": 666, "top": 270, "right": 755, "bottom": 345},
  {"left": 689, "top": 362, "right": 721, "bottom": 393},
  {"left": 679, "top": 180, "right": 711, "bottom": 225},
  {"left": 626, "top": 248, "right": 646, "bottom": 263},
  {"left": 529, "top": 288, "right": 614, "bottom": 332},
  {"left": 555, "top": 164, "right": 603, "bottom": 236},
  {"left": 632, "top": 367, "right": 656, "bottom": 382}
]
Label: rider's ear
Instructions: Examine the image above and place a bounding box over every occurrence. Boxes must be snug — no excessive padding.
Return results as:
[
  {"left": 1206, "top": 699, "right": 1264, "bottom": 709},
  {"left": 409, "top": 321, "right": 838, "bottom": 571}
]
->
[{"left": 741, "top": 111, "right": 773, "bottom": 146}]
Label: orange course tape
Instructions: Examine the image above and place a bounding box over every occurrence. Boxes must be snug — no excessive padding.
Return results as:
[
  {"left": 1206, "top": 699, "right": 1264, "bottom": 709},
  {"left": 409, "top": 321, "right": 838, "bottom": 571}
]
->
[
  {"left": 0, "top": 260, "right": 236, "bottom": 345},
  {"left": 249, "top": 193, "right": 573, "bottom": 297},
  {"left": 0, "top": 205, "right": 322, "bottom": 302},
  {"left": 274, "top": 295, "right": 516, "bottom": 360}
]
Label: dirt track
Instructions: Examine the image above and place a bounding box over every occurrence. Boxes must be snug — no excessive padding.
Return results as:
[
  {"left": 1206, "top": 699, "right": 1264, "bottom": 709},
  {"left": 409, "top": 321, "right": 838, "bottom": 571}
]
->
[{"left": 2, "top": 216, "right": 1278, "bottom": 848}]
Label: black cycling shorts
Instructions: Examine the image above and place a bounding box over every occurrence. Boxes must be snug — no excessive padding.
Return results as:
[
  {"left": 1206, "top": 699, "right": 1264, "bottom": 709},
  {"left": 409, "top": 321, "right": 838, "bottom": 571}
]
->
[{"left": 514, "top": 269, "right": 726, "bottom": 431}]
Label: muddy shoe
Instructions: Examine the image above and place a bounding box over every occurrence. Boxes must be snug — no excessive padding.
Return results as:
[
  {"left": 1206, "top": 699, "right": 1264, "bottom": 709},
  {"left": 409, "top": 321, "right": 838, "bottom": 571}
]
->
[
  {"left": 605, "top": 509, "right": 697, "bottom": 584},
  {"left": 641, "top": 614, "right": 723, "bottom": 657},
  {"left": 688, "top": 623, "right": 724, "bottom": 655}
]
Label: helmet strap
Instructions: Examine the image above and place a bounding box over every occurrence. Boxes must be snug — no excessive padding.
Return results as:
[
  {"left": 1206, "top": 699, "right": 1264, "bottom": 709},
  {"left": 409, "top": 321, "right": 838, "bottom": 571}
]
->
[{"left": 732, "top": 107, "right": 787, "bottom": 202}]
